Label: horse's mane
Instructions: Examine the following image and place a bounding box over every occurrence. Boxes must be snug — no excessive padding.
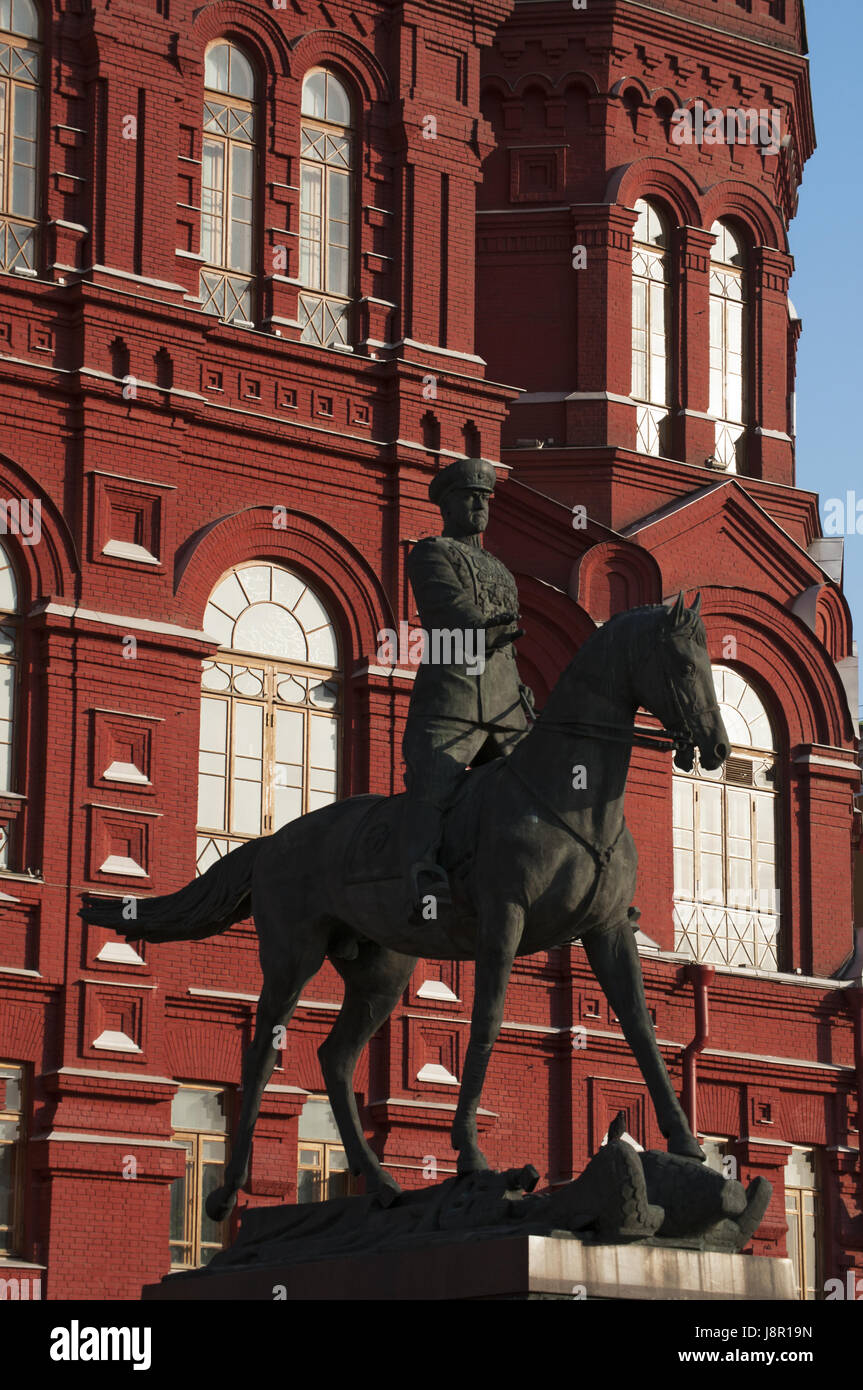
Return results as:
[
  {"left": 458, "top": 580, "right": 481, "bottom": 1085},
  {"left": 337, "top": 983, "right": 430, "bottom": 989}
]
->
[{"left": 540, "top": 602, "right": 705, "bottom": 716}]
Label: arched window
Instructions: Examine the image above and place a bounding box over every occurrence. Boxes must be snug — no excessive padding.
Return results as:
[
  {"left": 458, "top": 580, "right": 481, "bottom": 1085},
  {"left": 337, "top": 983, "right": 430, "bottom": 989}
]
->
[
  {"left": 632, "top": 199, "right": 672, "bottom": 458},
  {"left": 199, "top": 41, "right": 257, "bottom": 327},
  {"left": 0, "top": 539, "right": 19, "bottom": 868},
  {"left": 196, "top": 563, "right": 341, "bottom": 874},
  {"left": 0, "top": 0, "right": 41, "bottom": 275},
  {"left": 709, "top": 220, "right": 748, "bottom": 472},
  {"left": 298, "top": 68, "right": 354, "bottom": 348},
  {"left": 673, "top": 665, "right": 780, "bottom": 969}
]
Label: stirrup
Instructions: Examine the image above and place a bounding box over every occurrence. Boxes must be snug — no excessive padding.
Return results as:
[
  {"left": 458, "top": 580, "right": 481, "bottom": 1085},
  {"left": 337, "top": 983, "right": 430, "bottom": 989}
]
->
[{"left": 409, "top": 860, "right": 452, "bottom": 911}]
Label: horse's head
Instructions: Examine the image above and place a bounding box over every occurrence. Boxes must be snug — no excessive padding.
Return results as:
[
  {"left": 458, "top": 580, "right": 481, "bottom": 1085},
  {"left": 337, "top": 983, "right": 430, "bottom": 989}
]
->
[{"left": 637, "top": 593, "right": 730, "bottom": 773}]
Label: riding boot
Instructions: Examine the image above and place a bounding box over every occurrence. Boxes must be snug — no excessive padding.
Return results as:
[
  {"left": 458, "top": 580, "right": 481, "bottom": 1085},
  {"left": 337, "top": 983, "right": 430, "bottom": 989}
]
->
[{"left": 401, "top": 800, "right": 451, "bottom": 923}]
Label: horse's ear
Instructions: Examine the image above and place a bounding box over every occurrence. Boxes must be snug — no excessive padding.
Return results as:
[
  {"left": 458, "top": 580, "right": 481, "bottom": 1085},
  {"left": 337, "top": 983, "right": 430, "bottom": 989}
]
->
[
  {"left": 689, "top": 592, "right": 702, "bottom": 620},
  {"left": 668, "top": 591, "right": 686, "bottom": 629}
]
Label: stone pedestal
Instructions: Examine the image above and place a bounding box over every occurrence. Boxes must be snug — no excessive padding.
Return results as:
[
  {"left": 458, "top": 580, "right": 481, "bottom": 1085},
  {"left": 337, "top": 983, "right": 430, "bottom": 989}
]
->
[{"left": 143, "top": 1234, "right": 794, "bottom": 1301}]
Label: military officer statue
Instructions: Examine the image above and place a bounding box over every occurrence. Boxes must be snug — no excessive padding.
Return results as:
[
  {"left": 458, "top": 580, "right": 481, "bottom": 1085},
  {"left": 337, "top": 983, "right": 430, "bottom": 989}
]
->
[{"left": 402, "top": 458, "right": 534, "bottom": 919}]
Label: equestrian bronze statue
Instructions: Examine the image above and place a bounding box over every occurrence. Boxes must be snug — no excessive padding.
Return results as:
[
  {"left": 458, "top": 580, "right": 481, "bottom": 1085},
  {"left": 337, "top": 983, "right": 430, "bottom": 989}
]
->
[
  {"left": 401, "top": 457, "right": 533, "bottom": 917},
  {"left": 82, "top": 592, "right": 730, "bottom": 1222}
]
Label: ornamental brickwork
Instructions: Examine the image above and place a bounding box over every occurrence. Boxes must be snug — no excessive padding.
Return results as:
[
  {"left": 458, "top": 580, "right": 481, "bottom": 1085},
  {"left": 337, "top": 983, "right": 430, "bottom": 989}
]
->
[{"left": 0, "top": 0, "right": 860, "bottom": 1301}]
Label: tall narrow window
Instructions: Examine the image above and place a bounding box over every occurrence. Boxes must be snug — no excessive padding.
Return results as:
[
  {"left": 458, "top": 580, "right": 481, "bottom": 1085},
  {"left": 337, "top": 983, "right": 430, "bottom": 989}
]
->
[
  {"left": 709, "top": 220, "right": 748, "bottom": 472},
  {"left": 169, "top": 1086, "right": 229, "bottom": 1269},
  {"left": 673, "top": 665, "right": 780, "bottom": 969},
  {"left": 196, "top": 563, "right": 342, "bottom": 874},
  {"left": 0, "top": 538, "right": 19, "bottom": 868},
  {"left": 632, "top": 198, "right": 671, "bottom": 458},
  {"left": 0, "top": 1062, "right": 24, "bottom": 1254},
  {"left": 299, "top": 68, "right": 354, "bottom": 348},
  {"left": 784, "top": 1147, "right": 821, "bottom": 1300},
  {"left": 199, "top": 41, "right": 257, "bottom": 326},
  {"left": 297, "top": 1097, "right": 355, "bottom": 1203},
  {"left": 0, "top": 0, "right": 41, "bottom": 274}
]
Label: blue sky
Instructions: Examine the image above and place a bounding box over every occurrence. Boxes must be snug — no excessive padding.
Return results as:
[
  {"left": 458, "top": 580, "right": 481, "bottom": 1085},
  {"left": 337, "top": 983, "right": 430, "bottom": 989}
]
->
[{"left": 790, "top": 0, "right": 863, "bottom": 711}]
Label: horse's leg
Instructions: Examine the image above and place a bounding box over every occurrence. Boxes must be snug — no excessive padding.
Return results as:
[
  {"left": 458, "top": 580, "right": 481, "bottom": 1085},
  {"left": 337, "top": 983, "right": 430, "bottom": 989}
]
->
[
  {"left": 318, "top": 941, "right": 417, "bottom": 1206},
  {"left": 206, "top": 927, "right": 327, "bottom": 1222},
  {"left": 451, "top": 905, "right": 524, "bottom": 1174},
  {"left": 582, "top": 919, "right": 703, "bottom": 1160}
]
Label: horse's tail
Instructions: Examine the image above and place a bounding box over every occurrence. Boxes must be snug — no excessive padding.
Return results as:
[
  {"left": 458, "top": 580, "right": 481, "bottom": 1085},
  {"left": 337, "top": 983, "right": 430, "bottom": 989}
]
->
[{"left": 78, "top": 838, "right": 264, "bottom": 943}]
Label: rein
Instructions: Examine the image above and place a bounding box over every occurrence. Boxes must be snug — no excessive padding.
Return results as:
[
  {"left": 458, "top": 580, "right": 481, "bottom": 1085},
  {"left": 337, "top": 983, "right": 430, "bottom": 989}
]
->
[
  {"left": 526, "top": 634, "right": 699, "bottom": 754},
  {"left": 530, "top": 717, "right": 686, "bottom": 753},
  {"left": 498, "top": 634, "right": 698, "bottom": 930},
  {"left": 501, "top": 753, "right": 626, "bottom": 933}
]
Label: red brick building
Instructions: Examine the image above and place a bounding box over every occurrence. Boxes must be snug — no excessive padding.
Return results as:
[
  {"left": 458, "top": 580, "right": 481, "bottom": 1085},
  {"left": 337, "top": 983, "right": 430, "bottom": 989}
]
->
[{"left": 0, "top": 0, "right": 860, "bottom": 1302}]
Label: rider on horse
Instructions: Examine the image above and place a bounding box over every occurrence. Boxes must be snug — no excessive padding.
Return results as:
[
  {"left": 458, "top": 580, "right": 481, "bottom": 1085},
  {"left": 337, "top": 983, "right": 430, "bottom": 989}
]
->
[{"left": 402, "top": 457, "right": 534, "bottom": 920}]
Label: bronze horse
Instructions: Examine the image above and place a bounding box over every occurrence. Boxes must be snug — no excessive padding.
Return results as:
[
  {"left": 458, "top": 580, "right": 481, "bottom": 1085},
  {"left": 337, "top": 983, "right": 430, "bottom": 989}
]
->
[{"left": 82, "top": 593, "right": 729, "bottom": 1220}]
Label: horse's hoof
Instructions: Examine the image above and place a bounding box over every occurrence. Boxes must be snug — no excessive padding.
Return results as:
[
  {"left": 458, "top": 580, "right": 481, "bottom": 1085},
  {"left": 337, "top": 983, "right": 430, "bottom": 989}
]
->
[
  {"left": 370, "top": 1175, "right": 402, "bottom": 1208},
  {"left": 667, "top": 1133, "right": 706, "bottom": 1162},
  {"left": 205, "top": 1186, "right": 237, "bottom": 1222},
  {"left": 456, "top": 1148, "right": 489, "bottom": 1176}
]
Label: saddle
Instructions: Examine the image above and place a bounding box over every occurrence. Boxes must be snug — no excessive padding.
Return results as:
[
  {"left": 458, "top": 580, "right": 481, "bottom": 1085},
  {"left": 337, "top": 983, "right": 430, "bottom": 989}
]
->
[{"left": 343, "top": 761, "right": 500, "bottom": 888}]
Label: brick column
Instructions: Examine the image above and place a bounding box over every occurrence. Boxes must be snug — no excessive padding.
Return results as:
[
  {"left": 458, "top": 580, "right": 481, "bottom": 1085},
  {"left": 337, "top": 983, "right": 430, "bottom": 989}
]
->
[
  {"left": 733, "top": 1137, "right": 792, "bottom": 1259},
  {"left": 791, "top": 748, "right": 860, "bottom": 978},
  {"left": 750, "top": 245, "right": 795, "bottom": 484},
  {"left": 566, "top": 204, "right": 638, "bottom": 449},
  {"left": 676, "top": 226, "right": 717, "bottom": 467}
]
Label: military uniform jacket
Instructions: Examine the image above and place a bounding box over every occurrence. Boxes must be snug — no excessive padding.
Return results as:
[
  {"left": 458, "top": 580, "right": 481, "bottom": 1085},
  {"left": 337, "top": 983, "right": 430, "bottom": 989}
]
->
[{"left": 405, "top": 535, "right": 527, "bottom": 730}]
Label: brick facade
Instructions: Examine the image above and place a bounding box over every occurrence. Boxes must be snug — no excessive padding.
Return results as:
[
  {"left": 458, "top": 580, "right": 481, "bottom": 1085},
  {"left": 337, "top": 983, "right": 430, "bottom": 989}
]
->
[{"left": 0, "top": 0, "right": 860, "bottom": 1301}]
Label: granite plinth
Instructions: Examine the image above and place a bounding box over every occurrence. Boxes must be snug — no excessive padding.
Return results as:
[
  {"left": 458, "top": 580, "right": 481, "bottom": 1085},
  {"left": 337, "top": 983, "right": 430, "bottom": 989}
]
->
[{"left": 143, "top": 1234, "right": 795, "bottom": 1301}]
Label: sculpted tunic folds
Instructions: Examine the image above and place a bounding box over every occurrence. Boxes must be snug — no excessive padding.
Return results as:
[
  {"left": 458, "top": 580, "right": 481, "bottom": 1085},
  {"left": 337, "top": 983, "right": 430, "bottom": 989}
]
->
[
  {"left": 402, "top": 535, "right": 530, "bottom": 814},
  {"left": 406, "top": 535, "right": 527, "bottom": 730}
]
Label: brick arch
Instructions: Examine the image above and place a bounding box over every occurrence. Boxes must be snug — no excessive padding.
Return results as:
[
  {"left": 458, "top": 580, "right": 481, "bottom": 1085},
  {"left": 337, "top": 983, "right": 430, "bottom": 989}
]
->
[
  {"left": 511, "top": 71, "right": 556, "bottom": 99},
  {"left": 166, "top": 1017, "right": 247, "bottom": 1085},
  {"left": 814, "top": 586, "right": 852, "bottom": 662},
  {"left": 290, "top": 30, "right": 392, "bottom": 106},
  {"left": 0, "top": 453, "right": 77, "bottom": 607},
  {"left": 0, "top": 999, "right": 47, "bottom": 1065},
  {"left": 191, "top": 3, "right": 294, "bottom": 83},
  {"left": 606, "top": 156, "right": 703, "bottom": 228},
  {"left": 790, "top": 582, "right": 854, "bottom": 663},
  {"left": 649, "top": 84, "right": 684, "bottom": 109},
  {"left": 572, "top": 542, "right": 663, "bottom": 623},
  {"left": 514, "top": 575, "right": 594, "bottom": 708},
  {"left": 174, "top": 507, "right": 395, "bottom": 663},
  {"left": 480, "top": 75, "right": 511, "bottom": 106},
  {"left": 554, "top": 70, "right": 601, "bottom": 97},
  {"left": 697, "top": 588, "right": 853, "bottom": 748},
  {"left": 702, "top": 178, "right": 788, "bottom": 251},
  {"left": 610, "top": 75, "right": 652, "bottom": 103}
]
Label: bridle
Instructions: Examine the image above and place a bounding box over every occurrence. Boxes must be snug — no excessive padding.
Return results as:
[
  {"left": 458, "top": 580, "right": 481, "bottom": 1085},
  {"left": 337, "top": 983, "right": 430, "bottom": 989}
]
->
[
  {"left": 498, "top": 624, "right": 708, "bottom": 917},
  {"left": 526, "top": 631, "right": 706, "bottom": 759}
]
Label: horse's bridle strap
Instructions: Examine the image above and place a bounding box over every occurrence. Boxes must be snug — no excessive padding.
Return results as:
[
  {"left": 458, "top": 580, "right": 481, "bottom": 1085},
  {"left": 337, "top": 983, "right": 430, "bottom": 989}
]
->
[{"left": 531, "top": 719, "right": 682, "bottom": 751}]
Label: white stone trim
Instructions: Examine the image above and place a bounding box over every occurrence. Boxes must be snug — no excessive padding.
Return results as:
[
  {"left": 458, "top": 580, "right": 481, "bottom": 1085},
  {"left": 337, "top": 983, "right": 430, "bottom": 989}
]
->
[
  {"left": 96, "top": 941, "right": 146, "bottom": 965},
  {"left": 103, "top": 762, "right": 150, "bottom": 785},
  {"left": 703, "top": 1047, "right": 854, "bottom": 1073},
  {"left": 81, "top": 978, "right": 155, "bottom": 990},
  {"left": 48, "top": 1067, "right": 176, "bottom": 1084},
  {"left": 92, "top": 1030, "right": 142, "bottom": 1053},
  {"left": 86, "top": 470, "right": 177, "bottom": 490},
  {"left": 31, "top": 602, "right": 211, "bottom": 643},
  {"left": 31, "top": 1130, "right": 185, "bottom": 1148},
  {"left": 416, "top": 1062, "right": 459, "bottom": 1085},
  {"left": 352, "top": 661, "right": 417, "bottom": 680},
  {"left": 98, "top": 855, "right": 148, "bottom": 877}
]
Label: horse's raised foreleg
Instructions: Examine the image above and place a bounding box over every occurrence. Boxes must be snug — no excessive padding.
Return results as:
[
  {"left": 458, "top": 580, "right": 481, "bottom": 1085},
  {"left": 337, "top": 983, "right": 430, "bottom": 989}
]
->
[
  {"left": 319, "top": 941, "right": 417, "bottom": 1207},
  {"left": 205, "top": 936, "right": 326, "bottom": 1223},
  {"left": 452, "top": 905, "right": 524, "bottom": 1174},
  {"left": 582, "top": 919, "right": 704, "bottom": 1160}
]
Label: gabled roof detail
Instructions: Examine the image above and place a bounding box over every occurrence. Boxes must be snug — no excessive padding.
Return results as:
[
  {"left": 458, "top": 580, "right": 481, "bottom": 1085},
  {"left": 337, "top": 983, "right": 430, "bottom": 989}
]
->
[{"left": 622, "top": 479, "right": 832, "bottom": 603}]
